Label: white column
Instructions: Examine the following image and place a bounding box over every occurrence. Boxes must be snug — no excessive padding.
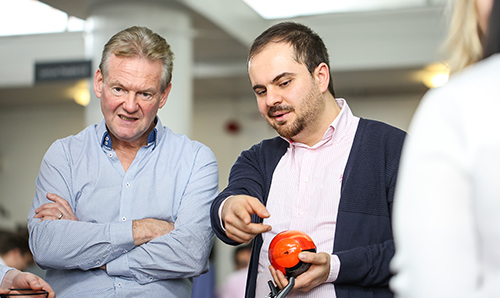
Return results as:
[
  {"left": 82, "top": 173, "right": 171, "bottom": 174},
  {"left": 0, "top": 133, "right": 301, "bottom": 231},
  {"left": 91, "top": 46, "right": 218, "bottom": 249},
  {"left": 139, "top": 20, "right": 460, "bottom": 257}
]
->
[{"left": 84, "top": 0, "right": 194, "bottom": 136}]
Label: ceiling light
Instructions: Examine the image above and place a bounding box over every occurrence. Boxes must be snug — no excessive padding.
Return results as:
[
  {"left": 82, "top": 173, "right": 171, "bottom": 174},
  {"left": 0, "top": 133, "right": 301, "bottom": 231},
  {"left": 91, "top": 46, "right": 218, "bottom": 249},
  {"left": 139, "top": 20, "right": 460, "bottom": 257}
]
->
[
  {"left": 74, "top": 88, "right": 90, "bottom": 106},
  {"left": 0, "top": 0, "right": 84, "bottom": 37},
  {"left": 420, "top": 62, "right": 449, "bottom": 89},
  {"left": 243, "top": 0, "right": 427, "bottom": 19},
  {"left": 68, "top": 80, "right": 90, "bottom": 106}
]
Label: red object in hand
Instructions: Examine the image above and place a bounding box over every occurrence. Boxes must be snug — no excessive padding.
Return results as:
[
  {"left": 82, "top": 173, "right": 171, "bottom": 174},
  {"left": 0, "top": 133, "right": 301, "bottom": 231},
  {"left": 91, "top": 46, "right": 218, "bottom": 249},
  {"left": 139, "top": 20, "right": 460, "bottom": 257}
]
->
[{"left": 268, "top": 230, "right": 317, "bottom": 278}]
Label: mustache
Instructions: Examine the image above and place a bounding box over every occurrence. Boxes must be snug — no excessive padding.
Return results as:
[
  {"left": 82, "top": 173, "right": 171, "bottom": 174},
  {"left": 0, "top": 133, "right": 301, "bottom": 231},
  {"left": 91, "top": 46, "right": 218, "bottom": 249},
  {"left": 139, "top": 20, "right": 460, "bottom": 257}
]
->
[{"left": 267, "top": 105, "right": 294, "bottom": 118}]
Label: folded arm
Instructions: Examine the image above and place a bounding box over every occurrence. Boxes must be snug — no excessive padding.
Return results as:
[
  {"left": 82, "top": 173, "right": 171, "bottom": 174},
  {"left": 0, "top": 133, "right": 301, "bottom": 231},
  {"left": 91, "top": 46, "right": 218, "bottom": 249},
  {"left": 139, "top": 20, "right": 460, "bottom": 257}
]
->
[
  {"left": 105, "top": 146, "right": 219, "bottom": 283},
  {"left": 28, "top": 141, "right": 136, "bottom": 271}
]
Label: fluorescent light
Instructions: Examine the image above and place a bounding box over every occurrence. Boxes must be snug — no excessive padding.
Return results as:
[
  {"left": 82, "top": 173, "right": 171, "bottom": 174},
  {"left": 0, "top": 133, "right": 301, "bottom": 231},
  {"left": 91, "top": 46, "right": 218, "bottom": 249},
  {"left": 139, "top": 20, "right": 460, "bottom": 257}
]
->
[
  {"left": 0, "top": 0, "right": 84, "bottom": 37},
  {"left": 68, "top": 80, "right": 90, "bottom": 106},
  {"left": 414, "top": 62, "right": 450, "bottom": 89},
  {"left": 243, "top": 0, "right": 427, "bottom": 19}
]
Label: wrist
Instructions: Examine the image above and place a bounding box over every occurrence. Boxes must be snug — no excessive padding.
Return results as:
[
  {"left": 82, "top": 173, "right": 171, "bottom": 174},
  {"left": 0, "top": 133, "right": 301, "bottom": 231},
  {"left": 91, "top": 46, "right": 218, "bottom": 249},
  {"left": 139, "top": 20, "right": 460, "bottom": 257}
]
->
[
  {"left": 132, "top": 219, "right": 151, "bottom": 246},
  {"left": 1, "top": 269, "right": 20, "bottom": 289}
]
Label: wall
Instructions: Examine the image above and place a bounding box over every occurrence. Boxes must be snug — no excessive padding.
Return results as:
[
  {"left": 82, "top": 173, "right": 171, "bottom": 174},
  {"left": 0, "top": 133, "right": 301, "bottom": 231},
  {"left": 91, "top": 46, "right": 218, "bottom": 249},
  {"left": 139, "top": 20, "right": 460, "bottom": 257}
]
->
[{"left": 0, "top": 102, "right": 85, "bottom": 229}]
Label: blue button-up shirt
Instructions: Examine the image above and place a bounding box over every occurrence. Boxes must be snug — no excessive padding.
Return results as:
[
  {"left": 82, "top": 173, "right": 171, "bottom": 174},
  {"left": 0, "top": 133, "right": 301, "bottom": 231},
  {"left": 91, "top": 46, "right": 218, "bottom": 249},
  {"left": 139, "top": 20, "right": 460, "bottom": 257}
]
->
[{"left": 28, "top": 118, "right": 219, "bottom": 297}]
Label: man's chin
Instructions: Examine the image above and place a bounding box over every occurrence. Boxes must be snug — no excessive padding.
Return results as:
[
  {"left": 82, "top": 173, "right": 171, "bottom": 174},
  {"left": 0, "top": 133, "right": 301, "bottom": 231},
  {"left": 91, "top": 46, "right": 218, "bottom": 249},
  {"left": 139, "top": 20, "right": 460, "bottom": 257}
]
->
[{"left": 275, "top": 127, "right": 296, "bottom": 140}]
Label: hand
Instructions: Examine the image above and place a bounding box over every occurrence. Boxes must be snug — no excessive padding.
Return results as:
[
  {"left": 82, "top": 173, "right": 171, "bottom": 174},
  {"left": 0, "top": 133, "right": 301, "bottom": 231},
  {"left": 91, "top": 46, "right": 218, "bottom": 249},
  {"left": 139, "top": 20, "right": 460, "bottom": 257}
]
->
[
  {"left": 1, "top": 270, "right": 55, "bottom": 298},
  {"left": 221, "top": 195, "right": 272, "bottom": 243},
  {"left": 269, "top": 252, "right": 330, "bottom": 293},
  {"left": 34, "top": 193, "right": 78, "bottom": 222},
  {"left": 132, "top": 218, "right": 175, "bottom": 246}
]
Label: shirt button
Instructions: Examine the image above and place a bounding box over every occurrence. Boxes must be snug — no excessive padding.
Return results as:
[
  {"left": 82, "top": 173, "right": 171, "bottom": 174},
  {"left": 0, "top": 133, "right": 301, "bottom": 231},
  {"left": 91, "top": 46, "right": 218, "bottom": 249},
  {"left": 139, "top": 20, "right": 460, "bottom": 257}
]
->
[
  {"left": 108, "top": 153, "right": 113, "bottom": 157},
  {"left": 126, "top": 183, "right": 130, "bottom": 187},
  {"left": 96, "top": 261, "right": 101, "bottom": 265},
  {"left": 117, "top": 283, "right": 122, "bottom": 287},
  {"left": 303, "top": 177, "right": 309, "bottom": 183},
  {"left": 123, "top": 250, "right": 128, "bottom": 254},
  {"left": 122, "top": 217, "right": 126, "bottom": 221}
]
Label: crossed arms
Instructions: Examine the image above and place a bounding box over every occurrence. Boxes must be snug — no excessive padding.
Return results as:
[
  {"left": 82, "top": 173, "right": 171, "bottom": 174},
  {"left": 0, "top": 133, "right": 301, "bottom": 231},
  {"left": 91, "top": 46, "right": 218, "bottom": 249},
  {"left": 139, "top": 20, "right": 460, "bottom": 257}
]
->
[{"left": 28, "top": 140, "right": 219, "bottom": 283}]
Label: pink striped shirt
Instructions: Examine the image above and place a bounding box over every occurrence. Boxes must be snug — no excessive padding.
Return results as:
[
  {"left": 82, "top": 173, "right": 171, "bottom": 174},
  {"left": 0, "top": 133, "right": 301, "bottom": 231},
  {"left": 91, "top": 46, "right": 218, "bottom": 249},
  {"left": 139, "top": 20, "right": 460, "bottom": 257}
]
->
[{"left": 256, "top": 98, "right": 360, "bottom": 298}]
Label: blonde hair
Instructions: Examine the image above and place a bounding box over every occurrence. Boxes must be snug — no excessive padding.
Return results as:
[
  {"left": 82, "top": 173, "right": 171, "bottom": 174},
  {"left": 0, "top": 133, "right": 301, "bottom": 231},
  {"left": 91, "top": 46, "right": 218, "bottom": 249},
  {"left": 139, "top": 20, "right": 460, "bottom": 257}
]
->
[
  {"left": 442, "top": 0, "right": 484, "bottom": 74},
  {"left": 99, "top": 26, "right": 174, "bottom": 92}
]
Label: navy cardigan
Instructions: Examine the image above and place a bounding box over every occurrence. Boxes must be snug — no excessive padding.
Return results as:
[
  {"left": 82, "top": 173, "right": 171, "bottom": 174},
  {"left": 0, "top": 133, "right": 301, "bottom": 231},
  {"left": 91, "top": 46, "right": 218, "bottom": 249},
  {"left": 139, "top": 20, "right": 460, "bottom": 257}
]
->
[{"left": 211, "top": 118, "right": 406, "bottom": 298}]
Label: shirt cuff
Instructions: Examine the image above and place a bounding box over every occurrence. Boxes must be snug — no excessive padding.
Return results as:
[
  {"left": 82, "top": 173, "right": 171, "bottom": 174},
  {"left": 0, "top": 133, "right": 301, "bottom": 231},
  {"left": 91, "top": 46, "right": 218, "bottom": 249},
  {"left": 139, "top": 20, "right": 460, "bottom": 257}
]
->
[
  {"left": 1, "top": 268, "right": 19, "bottom": 289},
  {"left": 326, "top": 254, "right": 340, "bottom": 283},
  {"left": 109, "top": 220, "right": 135, "bottom": 257},
  {"left": 106, "top": 251, "right": 131, "bottom": 277},
  {"left": 106, "top": 220, "right": 135, "bottom": 277},
  {"left": 218, "top": 196, "right": 234, "bottom": 232}
]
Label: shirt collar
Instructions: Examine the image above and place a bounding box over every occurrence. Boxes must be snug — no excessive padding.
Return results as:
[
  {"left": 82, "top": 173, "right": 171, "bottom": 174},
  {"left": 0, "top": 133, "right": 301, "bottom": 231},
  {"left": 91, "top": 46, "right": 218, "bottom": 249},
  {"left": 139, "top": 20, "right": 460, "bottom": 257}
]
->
[
  {"left": 283, "top": 98, "right": 356, "bottom": 149},
  {"left": 98, "top": 117, "right": 162, "bottom": 150}
]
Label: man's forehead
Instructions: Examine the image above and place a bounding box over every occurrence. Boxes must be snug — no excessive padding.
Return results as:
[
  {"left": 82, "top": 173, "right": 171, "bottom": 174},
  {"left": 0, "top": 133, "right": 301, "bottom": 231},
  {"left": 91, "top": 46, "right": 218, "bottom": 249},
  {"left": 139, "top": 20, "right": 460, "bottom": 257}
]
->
[
  {"left": 250, "top": 42, "right": 294, "bottom": 62},
  {"left": 248, "top": 45, "right": 304, "bottom": 84}
]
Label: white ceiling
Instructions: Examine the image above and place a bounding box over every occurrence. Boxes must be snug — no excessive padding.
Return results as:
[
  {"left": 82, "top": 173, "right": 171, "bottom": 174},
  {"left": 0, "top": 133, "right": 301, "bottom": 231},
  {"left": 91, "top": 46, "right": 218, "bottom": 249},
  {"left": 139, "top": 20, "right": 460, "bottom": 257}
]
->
[
  {"left": 0, "top": 0, "right": 449, "bottom": 106},
  {"left": 243, "top": 0, "right": 441, "bottom": 19}
]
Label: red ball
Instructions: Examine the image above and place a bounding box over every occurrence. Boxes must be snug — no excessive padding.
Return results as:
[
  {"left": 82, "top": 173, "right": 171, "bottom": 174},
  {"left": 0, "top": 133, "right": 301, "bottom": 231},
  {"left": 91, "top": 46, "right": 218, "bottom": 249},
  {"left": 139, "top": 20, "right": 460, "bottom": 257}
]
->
[{"left": 268, "top": 230, "right": 316, "bottom": 278}]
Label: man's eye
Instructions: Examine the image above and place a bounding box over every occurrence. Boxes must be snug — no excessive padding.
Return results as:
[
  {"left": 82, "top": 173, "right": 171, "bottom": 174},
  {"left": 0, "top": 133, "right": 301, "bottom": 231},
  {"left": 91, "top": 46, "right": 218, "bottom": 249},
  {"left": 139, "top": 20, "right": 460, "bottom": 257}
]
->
[
  {"left": 140, "top": 93, "right": 153, "bottom": 100},
  {"left": 112, "top": 87, "right": 123, "bottom": 93},
  {"left": 255, "top": 89, "right": 266, "bottom": 96},
  {"left": 280, "top": 80, "right": 291, "bottom": 87}
]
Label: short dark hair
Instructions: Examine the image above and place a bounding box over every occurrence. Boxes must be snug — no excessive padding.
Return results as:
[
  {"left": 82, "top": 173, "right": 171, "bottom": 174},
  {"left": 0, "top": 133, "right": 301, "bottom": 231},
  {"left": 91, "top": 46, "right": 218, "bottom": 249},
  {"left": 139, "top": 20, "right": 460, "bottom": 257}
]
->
[
  {"left": 248, "top": 22, "right": 335, "bottom": 97},
  {"left": 483, "top": 0, "right": 500, "bottom": 59},
  {"left": 0, "top": 230, "right": 30, "bottom": 256}
]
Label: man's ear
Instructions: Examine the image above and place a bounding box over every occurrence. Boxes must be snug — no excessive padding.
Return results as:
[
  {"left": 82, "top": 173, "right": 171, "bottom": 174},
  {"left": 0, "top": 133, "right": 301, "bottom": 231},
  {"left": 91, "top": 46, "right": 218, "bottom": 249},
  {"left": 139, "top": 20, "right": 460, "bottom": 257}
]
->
[
  {"left": 159, "top": 82, "right": 172, "bottom": 109},
  {"left": 314, "top": 63, "right": 331, "bottom": 93},
  {"left": 94, "top": 69, "right": 104, "bottom": 98}
]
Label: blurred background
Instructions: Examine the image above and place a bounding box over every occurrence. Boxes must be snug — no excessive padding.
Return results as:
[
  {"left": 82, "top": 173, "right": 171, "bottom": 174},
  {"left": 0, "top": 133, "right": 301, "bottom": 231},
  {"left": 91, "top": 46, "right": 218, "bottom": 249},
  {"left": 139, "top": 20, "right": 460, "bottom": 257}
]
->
[{"left": 0, "top": 0, "right": 450, "bottom": 294}]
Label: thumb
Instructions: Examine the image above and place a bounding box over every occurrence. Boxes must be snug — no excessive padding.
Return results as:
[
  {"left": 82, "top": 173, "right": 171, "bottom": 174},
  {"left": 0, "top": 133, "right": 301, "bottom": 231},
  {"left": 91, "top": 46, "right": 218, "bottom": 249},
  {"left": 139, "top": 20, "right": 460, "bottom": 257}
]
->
[{"left": 298, "top": 251, "right": 317, "bottom": 264}]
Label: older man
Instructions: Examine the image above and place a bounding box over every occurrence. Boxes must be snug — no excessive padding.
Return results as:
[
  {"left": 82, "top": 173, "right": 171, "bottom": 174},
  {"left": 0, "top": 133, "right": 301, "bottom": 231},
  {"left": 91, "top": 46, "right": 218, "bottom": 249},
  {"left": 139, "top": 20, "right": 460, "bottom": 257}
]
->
[{"left": 28, "top": 26, "right": 218, "bottom": 297}]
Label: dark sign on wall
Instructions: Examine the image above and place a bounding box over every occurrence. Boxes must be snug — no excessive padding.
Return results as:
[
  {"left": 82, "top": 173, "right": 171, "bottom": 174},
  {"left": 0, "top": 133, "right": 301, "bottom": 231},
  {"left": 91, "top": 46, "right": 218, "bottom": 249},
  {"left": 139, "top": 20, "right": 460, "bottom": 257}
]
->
[{"left": 35, "top": 60, "right": 92, "bottom": 82}]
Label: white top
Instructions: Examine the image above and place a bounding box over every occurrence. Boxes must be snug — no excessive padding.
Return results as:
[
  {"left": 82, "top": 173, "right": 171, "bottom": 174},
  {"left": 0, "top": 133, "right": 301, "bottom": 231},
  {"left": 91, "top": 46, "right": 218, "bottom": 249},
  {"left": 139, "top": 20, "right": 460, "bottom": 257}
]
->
[
  {"left": 218, "top": 268, "right": 248, "bottom": 298},
  {"left": 390, "top": 54, "right": 500, "bottom": 298},
  {"left": 255, "top": 99, "right": 360, "bottom": 298}
]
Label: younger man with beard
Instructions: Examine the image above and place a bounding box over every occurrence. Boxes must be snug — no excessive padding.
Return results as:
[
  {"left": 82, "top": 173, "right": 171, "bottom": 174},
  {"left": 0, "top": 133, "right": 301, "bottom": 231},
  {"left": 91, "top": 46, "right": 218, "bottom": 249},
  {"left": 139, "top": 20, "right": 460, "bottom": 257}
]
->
[{"left": 210, "top": 22, "right": 406, "bottom": 298}]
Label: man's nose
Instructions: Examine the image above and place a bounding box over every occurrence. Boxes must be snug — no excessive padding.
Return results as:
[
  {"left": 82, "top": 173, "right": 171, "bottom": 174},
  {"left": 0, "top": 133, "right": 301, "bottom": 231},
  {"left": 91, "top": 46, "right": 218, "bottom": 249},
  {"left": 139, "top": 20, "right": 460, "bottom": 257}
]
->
[
  {"left": 122, "top": 92, "right": 139, "bottom": 112},
  {"left": 266, "top": 88, "right": 282, "bottom": 107}
]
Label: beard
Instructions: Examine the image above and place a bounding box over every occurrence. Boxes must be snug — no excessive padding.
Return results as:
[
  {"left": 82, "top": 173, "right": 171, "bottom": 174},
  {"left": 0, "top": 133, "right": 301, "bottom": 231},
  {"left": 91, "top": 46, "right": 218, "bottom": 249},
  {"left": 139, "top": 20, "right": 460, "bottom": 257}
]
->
[{"left": 266, "top": 85, "right": 324, "bottom": 139}]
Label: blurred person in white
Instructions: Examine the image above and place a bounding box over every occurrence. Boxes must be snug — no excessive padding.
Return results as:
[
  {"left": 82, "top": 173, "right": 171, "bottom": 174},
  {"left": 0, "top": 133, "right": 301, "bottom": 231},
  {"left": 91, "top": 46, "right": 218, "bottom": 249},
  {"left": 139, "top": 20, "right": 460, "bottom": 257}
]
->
[
  {"left": 390, "top": 0, "right": 500, "bottom": 297},
  {"left": 0, "top": 265, "right": 55, "bottom": 298},
  {"left": 218, "top": 244, "right": 252, "bottom": 298}
]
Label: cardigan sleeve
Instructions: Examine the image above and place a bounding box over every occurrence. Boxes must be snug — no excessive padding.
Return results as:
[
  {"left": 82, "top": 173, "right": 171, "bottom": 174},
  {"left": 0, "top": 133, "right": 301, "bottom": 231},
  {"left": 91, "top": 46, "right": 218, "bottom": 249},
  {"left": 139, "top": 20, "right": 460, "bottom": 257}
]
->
[{"left": 210, "top": 137, "right": 288, "bottom": 245}]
